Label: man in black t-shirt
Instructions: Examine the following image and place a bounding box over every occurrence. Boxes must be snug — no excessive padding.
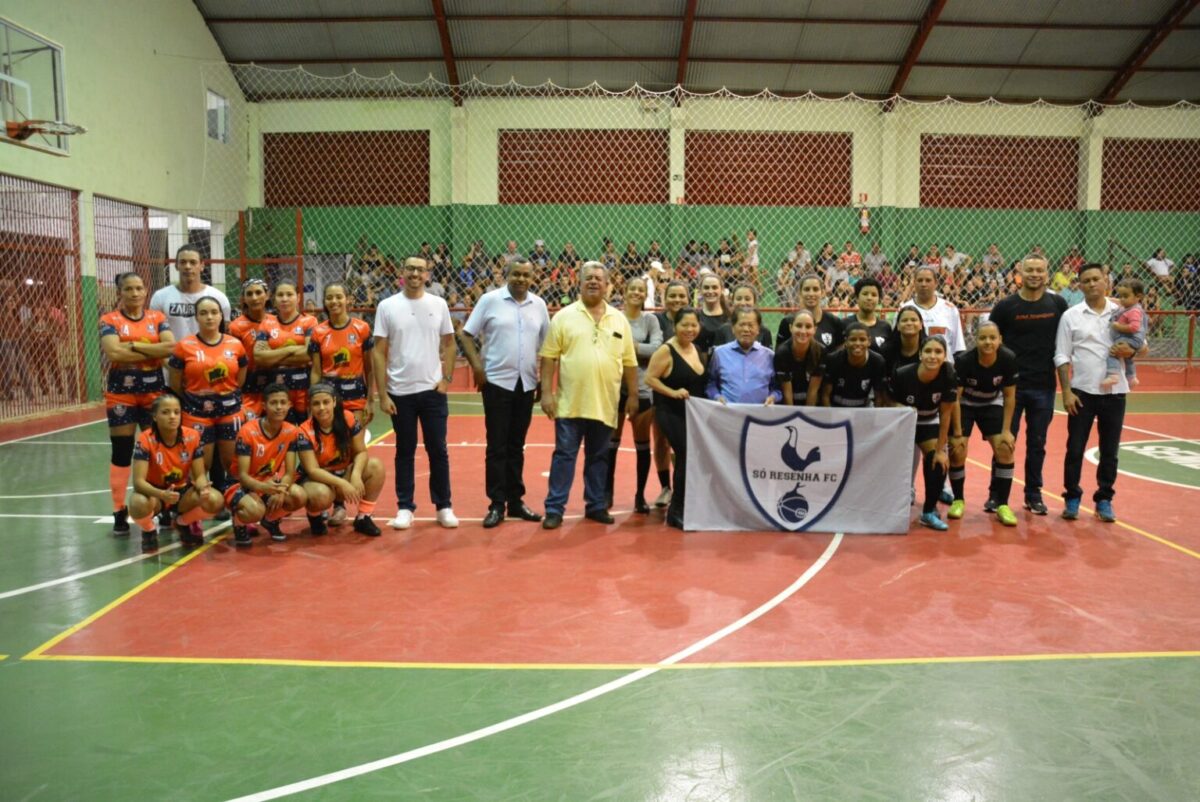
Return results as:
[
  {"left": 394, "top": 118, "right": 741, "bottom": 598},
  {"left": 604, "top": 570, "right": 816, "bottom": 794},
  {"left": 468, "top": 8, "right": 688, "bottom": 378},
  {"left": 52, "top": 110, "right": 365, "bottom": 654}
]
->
[{"left": 985, "top": 256, "right": 1068, "bottom": 515}]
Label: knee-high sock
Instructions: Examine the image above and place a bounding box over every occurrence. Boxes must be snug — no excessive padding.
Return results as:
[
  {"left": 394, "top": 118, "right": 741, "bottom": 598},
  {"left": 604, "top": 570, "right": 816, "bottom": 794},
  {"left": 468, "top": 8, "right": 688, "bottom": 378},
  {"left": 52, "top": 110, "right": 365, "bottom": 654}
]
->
[
  {"left": 657, "top": 468, "right": 671, "bottom": 491},
  {"left": 993, "top": 462, "right": 1015, "bottom": 506},
  {"left": 923, "top": 451, "right": 947, "bottom": 514},
  {"left": 635, "top": 441, "right": 651, "bottom": 500},
  {"left": 949, "top": 466, "right": 966, "bottom": 502},
  {"left": 177, "top": 505, "right": 213, "bottom": 525},
  {"left": 134, "top": 514, "right": 156, "bottom": 532},
  {"left": 109, "top": 465, "right": 131, "bottom": 512}
]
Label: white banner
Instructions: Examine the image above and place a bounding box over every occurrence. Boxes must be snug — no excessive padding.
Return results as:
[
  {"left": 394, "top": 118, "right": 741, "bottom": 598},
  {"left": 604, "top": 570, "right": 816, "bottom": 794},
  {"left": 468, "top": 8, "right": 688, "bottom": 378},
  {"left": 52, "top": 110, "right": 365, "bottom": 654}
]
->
[{"left": 684, "top": 400, "right": 917, "bottom": 534}]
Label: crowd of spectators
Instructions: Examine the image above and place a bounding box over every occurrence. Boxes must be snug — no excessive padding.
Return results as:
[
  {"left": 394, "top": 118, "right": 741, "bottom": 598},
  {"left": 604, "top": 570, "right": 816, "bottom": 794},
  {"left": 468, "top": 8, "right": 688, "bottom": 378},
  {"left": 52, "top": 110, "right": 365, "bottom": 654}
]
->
[{"left": 341, "top": 236, "right": 1200, "bottom": 320}]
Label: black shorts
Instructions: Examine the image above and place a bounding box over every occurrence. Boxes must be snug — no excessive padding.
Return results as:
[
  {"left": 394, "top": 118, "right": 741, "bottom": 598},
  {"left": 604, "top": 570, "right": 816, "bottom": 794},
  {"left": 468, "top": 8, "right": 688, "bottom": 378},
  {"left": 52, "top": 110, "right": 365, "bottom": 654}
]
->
[
  {"left": 960, "top": 403, "right": 1004, "bottom": 439},
  {"left": 915, "top": 422, "right": 941, "bottom": 445},
  {"left": 618, "top": 388, "right": 654, "bottom": 414}
]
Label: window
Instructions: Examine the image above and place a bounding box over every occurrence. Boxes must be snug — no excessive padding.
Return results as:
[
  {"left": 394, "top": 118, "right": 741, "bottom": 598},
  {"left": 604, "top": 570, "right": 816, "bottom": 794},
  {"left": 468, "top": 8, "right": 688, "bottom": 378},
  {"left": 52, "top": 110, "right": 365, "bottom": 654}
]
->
[
  {"left": 0, "top": 18, "right": 67, "bottom": 151},
  {"left": 206, "top": 90, "right": 229, "bottom": 143}
]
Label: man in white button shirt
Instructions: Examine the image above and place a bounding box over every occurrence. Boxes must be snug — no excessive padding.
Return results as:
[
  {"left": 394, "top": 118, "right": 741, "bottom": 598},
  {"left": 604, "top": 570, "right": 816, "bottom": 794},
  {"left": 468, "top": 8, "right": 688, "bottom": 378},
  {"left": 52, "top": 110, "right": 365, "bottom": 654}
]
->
[
  {"left": 1055, "top": 263, "right": 1141, "bottom": 524},
  {"left": 456, "top": 261, "right": 550, "bottom": 528},
  {"left": 372, "top": 257, "right": 459, "bottom": 530}
]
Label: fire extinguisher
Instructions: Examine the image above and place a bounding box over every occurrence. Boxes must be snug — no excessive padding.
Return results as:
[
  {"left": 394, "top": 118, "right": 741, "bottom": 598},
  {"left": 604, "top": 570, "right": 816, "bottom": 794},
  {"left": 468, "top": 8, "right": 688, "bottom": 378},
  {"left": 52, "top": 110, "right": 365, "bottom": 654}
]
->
[{"left": 859, "top": 207, "right": 870, "bottom": 234}]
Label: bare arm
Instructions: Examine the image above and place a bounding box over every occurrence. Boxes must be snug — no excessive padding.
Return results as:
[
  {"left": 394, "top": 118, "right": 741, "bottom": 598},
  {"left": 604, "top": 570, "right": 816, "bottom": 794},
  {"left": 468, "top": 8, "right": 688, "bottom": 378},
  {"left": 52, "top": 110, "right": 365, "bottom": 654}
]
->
[
  {"left": 539, "top": 356, "right": 558, "bottom": 418},
  {"left": 372, "top": 337, "right": 395, "bottom": 416}
]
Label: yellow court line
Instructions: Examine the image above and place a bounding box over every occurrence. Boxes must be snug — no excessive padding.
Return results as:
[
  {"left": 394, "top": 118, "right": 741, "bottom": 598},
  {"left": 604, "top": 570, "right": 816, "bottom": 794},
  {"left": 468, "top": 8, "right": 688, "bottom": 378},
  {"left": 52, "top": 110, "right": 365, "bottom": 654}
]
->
[
  {"left": 22, "top": 535, "right": 228, "bottom": 660},
  {"left": 964, "top": 457, "right": 1200, "bottom": 561},
  {"left": 21, "top": 649, "right": 1200, "bottom": 672}
]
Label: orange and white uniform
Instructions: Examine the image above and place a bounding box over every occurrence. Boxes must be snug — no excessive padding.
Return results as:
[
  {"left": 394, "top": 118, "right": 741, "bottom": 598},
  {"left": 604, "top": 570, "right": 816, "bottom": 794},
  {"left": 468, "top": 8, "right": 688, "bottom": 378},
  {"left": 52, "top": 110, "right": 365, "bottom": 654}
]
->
[
  {"left": 224, "top": 417, "right": 302, "bottom": 508},
  {"left": 169, "top": 334, "right": 247, "bottom": 444},
  {"left": 258, "top": 313, "right": 317, "bottom": 421},
  {"left": 308, "top": 317, "right": 374, "bottom": 411},
  {"left": 297, "top": 411, "right": 363, "bottom": 477},
  {"left": 229, "top": 312, "right": 277, "bottom": 419},
  {"left": 100, "top": 309, "right": 169, "bottom": 426},
  {"left": 132, "top": 426, "right": 203, "bottom": 495}
]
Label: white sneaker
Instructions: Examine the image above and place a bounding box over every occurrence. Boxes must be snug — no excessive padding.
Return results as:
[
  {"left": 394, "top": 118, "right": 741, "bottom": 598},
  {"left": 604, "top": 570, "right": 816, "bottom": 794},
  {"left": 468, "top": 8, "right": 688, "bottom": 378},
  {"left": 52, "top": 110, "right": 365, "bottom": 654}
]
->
[
  {"left": 389, "top": 510, "right": 414, "bottom": 529},
  {"left": 654, "top": 487, "right": 672, "bottom": 508},
  {"left": 436, "top": 508, "right": 459, "bottom": 528}
]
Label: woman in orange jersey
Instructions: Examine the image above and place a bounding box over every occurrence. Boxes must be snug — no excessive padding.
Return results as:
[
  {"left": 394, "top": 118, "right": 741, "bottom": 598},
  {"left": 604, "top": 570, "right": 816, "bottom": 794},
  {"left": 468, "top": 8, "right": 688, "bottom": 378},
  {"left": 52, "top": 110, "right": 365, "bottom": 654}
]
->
[
  {"left": 226, "top": 383, "right": 308, "bottom": 546},
  {"left": 168, "top": 296, "right": 247, "bottom": 477},
  {"left": 296, "top": 383, "right": 385, "bottom": 537},
  {"left": 227, "top": 278, "right": 276, "bottom": 421},
  {"left": 129, "top": 393, "right": 224, "bottom": 553},
  {"left": 254, "top": 281, "right": 318, "bottom": 425},
  {"left": 308, "top": 282, "right": 374, "bottom": 427},
  {"left": 100, "top": 272, "right": 176, "bottom": 538}
]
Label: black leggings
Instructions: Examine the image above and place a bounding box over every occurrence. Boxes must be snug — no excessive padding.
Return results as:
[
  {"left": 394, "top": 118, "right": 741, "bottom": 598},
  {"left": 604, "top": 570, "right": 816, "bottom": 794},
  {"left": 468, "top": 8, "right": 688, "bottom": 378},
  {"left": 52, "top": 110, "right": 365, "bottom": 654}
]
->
[{"left": 654, "top": 405, "right": 687, "bottom": 518}]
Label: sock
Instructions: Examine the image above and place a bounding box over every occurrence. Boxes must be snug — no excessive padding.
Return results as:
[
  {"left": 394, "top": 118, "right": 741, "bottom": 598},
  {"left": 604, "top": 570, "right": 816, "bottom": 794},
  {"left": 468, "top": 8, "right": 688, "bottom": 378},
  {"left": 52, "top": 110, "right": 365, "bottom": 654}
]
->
[
  {"left": 358, "top": 498, "right": 376, "bottom": 515},
  {"left": 604, "top": 439, "right": 620, "bottom": 497},
  {"left": 993, "top": 462, "right": 1015, "bottom": 506},
  {"left": 177, "top": 505, "right": 212, "bottom": 525},
  {"left": 949, "top": 466, "right": 966, "bottom": 502},
  {"left": 109, "top": 465, "right": 131, "bottom": 512},
  {"left": 134, "top": 515, "right": 156, "bottom": 532},
  {"left": 635, "top": 441, "right": 651, "bottom": 500},
  {"left": 657, "top": 468, "right": 671, "bottom": 490},
  {"left": 923, "top": 451, "right": 946, "bottom": 514}
]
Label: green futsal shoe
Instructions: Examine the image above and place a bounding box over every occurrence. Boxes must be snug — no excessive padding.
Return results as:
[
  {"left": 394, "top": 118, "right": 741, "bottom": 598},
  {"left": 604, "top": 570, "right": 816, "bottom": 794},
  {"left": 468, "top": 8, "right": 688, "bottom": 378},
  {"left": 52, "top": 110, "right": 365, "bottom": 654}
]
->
[
  {"left": 947, "top": 499, "right": 965, "bottom": 519},
  {"left": 995, "top": 505, "right": 1018, "bottom": 526}
]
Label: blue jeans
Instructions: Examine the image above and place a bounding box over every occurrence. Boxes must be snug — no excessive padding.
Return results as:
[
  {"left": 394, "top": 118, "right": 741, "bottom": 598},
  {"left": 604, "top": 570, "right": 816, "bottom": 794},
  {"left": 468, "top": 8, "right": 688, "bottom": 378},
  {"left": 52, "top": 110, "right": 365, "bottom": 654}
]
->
[
  {"left": 389, "top": 389, "right": 451, "bottom": 511},
  {"left": 544, "top": 417, "right": 612, "bottom": 516},
  {"left": 1010, "top": 386, "right": 1057, "bottom": 500}
]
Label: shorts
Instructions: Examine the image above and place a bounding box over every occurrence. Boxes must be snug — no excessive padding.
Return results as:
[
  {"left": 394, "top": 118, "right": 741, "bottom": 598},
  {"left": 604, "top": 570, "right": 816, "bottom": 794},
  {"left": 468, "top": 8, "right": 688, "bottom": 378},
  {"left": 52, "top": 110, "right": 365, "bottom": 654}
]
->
[
  {"left": 321, "top": 375, "right": 368, "bottom": 411},
  {"left": 285, "top": 388, "right": 309, "bottom": 423},
  {"left": 915, "top": 421, "right": 941, "bottom": 445},
  {"left": 618, "top": 388, "right": 654, "bottom": 415},
  {"left": 105, "top": 391, "right": 159, "bottom": 427},
  {"left": 960, "top": 403, "right": 1004, "bottom": 439},
  {"left": 184, "top": 410, "right": 244, "bottom": 445},
  {"left": 297, "top": 466, "right": 347, "bottom": 484},
  {"left": 223, "top": 483, "right": 254, "bottom": 511}
]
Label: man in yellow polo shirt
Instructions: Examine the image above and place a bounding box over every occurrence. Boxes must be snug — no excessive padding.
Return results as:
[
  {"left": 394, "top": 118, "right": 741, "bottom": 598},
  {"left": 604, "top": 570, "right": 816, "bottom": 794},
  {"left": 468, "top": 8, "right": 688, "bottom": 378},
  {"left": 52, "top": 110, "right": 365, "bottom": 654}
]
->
[{"left": 539, "top": 262, "right": 638, "bottom": 529}]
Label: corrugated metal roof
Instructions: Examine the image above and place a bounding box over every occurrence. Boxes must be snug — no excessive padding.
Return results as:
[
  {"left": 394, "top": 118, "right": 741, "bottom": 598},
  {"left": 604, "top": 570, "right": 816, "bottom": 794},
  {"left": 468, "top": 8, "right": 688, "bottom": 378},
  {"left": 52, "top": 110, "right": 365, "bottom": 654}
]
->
[
  {"left": 920, "top": 27, "right": 1038, "bottom": 65},
  {"left": 324, "top": 21, "right": 443, "bottom": 60},
  {"left": 1115, "top": 72, "right": 1200, "bottom": 102},
  {"left": 1040, "top": 0, "right": 1177, "bottom": 27},
  {"left": 457, "top": 59, "right": 676, "bottom": 90},
  {"left": 903, "top": 66, "right": 1015, "bottom": 99},
  {"left": 217, "top": 24, "right": 342, "bottom": 62},
  {"left": 198, "top": 0, "right": 433, "bottom": 18},
  {"left": 452, "top": 20, "right": 680, "bottom": 59},
  {"left": 780, "top": 64, "right": 895, "bottom": 95},
  {"left": 696, "top": 0, "right": 926, "bottom": 20},
  {"left": 1019, "top": 29, "right": 1146, "bottom": 67},
  {"left": 447, "top": 0, "right": 684, "bottom": 15},
  {"left": 996, "top": 69, "right": 1110, "bottom": 101},
  {"left": 237, "top": 63, "right": 449, "bottom": 100},
  {"left": 690, "top": 20, "right": 913, "bottom": 61},
  {"left": 685, "top": 62, "right": 795, "bottom": 94},
  {"left": 938, "top": 0, "right": 1060, "bottom": 24},
  {"left": 1144, "top": 30, "right": 1200, "bottom": 68}
]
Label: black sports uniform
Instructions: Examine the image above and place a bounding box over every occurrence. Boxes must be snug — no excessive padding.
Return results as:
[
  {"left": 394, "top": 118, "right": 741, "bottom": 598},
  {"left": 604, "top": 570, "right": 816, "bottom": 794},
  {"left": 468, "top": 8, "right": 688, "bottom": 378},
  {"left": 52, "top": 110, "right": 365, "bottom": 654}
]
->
[
  {"left": 954, "top": 347, "right": 1018, "bottom": 438},
  {"left": 891, "top": 362, "right": 959, "bottom": 515},
  {"left": 843, "top": 314, "right": 893, "bottom": 354},
  {"left": 819, "top": 349, "right": 887, "bottom": 408},
  {"left": 774, "top": 342, "right": 824, "bottom": 405},
  {"left": 776, "top": 312, "right": 844, "bottom": 351}
]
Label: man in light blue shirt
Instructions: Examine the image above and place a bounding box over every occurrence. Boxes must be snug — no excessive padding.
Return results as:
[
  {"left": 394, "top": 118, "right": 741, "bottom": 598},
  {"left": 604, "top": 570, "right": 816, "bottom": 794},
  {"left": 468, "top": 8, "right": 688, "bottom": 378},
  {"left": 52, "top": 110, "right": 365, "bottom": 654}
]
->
[
  {"left": 458, "top": 260, "right": 551, "bottom": 528},
  {"left": 706, "top": 308, "right": 781, "bottom": 405}
]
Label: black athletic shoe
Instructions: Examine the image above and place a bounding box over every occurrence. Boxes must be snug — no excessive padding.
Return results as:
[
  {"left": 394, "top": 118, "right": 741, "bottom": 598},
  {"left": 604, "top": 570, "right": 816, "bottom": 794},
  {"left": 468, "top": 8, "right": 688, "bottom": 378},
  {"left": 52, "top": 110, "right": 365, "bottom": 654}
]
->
[
  {"left": 233, "top": 524, "right": 252, "bottom": 547},
  {"left": 157, "top": 509, "right": 174, "bottom": 529},
  {"left": 260, "top": 518, "right": 286, "bottom": 542},
  {"left": 982, "top": 498, "right": 998, "bottom": 514},
  {"left": 353, "top": 515, "right": 381, "bottom": 537},
  {"left": 141, "top": 529, "right": 159, "bottom": 553},
  {"left": 633, "top": 496, "right": 650, "bottom": 514},
  {"left": 307, "top": 514, "right": 328, "bottom": 536},
  {"left": 112, "top": 508, "right": 131, "bottom": 538},
  {"left": 1024, "top": 498, "right": 1049, "bottom": 516},
  {"left": 177, "top": 521, "right": 204, "bottom": 549},
  {"left": 214, "top": 509, "right": 231, "bottom": 522}
]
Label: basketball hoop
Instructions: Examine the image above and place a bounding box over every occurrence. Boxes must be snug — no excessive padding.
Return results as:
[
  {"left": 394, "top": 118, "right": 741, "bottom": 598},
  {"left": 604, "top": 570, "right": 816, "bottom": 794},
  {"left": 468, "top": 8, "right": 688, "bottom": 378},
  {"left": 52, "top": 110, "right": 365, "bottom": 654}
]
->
[{"left": 5, "top": 120, "right": 87, "bottom": 141}]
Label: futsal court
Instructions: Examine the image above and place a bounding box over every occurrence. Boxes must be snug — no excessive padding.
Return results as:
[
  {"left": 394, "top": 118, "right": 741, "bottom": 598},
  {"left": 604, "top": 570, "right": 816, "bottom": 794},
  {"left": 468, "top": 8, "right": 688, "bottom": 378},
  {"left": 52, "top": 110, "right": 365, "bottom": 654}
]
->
[{"left": 1, "top": 389, "right": 1198, "bottom": 800}]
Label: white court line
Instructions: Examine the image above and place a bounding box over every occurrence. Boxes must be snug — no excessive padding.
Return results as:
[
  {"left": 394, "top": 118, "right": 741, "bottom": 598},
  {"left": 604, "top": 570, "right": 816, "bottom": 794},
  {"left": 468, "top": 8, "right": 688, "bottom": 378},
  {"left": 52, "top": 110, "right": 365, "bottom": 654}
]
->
[
  {"left": 1085, "top": 441, "right": 1200, "bottom": 492},
  {"left": 226, "top": 532, "right": 844, "bottom": 802},
  {"left": 0, "top": 441, "right": 108, "bottom": 446},
  {"left": 0, "top": 487, "right": 125, "bottom": 500},
  {"left": 1054, "top": 409, "right": 1200, "bottom": 446},
  {"left": 0, "top": 521, "right": 232, "bottom": 601},
  {"left": 0, "top": 416, "right": 106, "bottom": 446},
  {"left": 0, "top": 514, "right": 111, "bottom": 521}
]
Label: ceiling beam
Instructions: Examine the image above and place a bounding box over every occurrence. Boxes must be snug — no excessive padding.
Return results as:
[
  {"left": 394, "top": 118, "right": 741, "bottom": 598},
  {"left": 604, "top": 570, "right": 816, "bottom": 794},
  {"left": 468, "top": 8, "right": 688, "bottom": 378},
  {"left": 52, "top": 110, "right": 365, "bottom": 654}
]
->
[
  {"left": 429, "top": 0, "right": 460, "bottom": 104},
  {"left": 889, "top": 0, "right": 948, "bottom": 97},
  {"left": 1097, "top": 0, "right": 1200, "bottom": 103},
  {"left": 239, "top": 56, "right": 1200, "bottom": 72},
  {"left": 203, "top": 14, "right": 1200, "bottom": 31},
  {"left": 676, "top": 0, "right": 699, "bottom": 88}
]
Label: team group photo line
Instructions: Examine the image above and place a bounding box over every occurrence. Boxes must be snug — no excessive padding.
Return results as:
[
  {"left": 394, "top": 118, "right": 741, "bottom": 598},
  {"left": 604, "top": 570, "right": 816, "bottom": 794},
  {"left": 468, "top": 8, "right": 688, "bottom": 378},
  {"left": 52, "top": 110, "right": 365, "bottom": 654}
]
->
[{"left": 99, "top": 238, "right": 1143, "bottom": 551}]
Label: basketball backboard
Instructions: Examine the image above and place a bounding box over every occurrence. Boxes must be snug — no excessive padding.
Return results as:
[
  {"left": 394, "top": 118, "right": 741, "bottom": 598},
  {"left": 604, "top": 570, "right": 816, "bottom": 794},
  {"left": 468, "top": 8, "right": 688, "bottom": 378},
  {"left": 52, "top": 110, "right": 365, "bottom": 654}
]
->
[{"left": 0, "top": 17, "right": 70, "bottom": 151}]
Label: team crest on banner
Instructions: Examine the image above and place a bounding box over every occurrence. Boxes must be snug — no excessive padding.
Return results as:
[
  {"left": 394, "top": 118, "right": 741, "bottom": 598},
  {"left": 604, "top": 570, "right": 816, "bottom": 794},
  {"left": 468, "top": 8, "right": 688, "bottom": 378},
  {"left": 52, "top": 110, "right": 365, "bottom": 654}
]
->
[{"left": 740, "top": 410, "right": 852, "bottom": 532}]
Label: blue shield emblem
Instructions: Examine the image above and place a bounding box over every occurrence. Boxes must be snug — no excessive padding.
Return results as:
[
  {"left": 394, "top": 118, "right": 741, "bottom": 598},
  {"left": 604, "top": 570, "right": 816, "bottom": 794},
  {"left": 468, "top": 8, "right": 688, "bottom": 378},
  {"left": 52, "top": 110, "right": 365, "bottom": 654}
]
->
[{"left": 739, "top": 410, "right": 852, "bottom": 532}]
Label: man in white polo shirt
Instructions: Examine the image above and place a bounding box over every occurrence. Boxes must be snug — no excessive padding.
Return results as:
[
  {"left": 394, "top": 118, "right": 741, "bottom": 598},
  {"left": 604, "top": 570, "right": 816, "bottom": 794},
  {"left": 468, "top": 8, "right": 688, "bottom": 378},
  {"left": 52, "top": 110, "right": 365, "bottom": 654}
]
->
[
  {"left": 372, "top": 257, "right": 458, "bottom": 530},
  {"left": 457, "top": 260, "right": 550, "bottom": 528},
  {"left": 1055, "top": 262, "right": 1140, "bottom": 524}
]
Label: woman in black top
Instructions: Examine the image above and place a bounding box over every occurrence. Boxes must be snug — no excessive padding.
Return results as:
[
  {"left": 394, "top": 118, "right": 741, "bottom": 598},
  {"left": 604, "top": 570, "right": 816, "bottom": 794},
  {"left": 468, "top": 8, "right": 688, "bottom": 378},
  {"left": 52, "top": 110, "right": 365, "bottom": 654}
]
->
[
  {"left": 649, "top": 280, "right": 692, "bottom": 506},
  {"left": 890, "top": 335, "right": 958, "bottom": 531},
  {"left": 714, "top": 284, "right": 773, "bottom": 348},
  {"left": 844, "top": 277, "right": 893, "bottom": 353},
  {"left": 818, "top": 322, "right": 888, "bottom": 408},
  {"left": 645, "top": 307, "right": 709, "bottom": 530},
  {"left": 881, "top": 306, "right": 926, "bottom": 378},
  {"left": 775, "top": 274, "right": 844, "bottom": 350},
  {"left": 774, "top": 309, "right": 824, "bottom": 405},
  {"left": 695, "top": 272, "right": 730, "bottom": 357},
  {"left": 948, "top": 321, "right": 1019, "bottom": 526}
]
